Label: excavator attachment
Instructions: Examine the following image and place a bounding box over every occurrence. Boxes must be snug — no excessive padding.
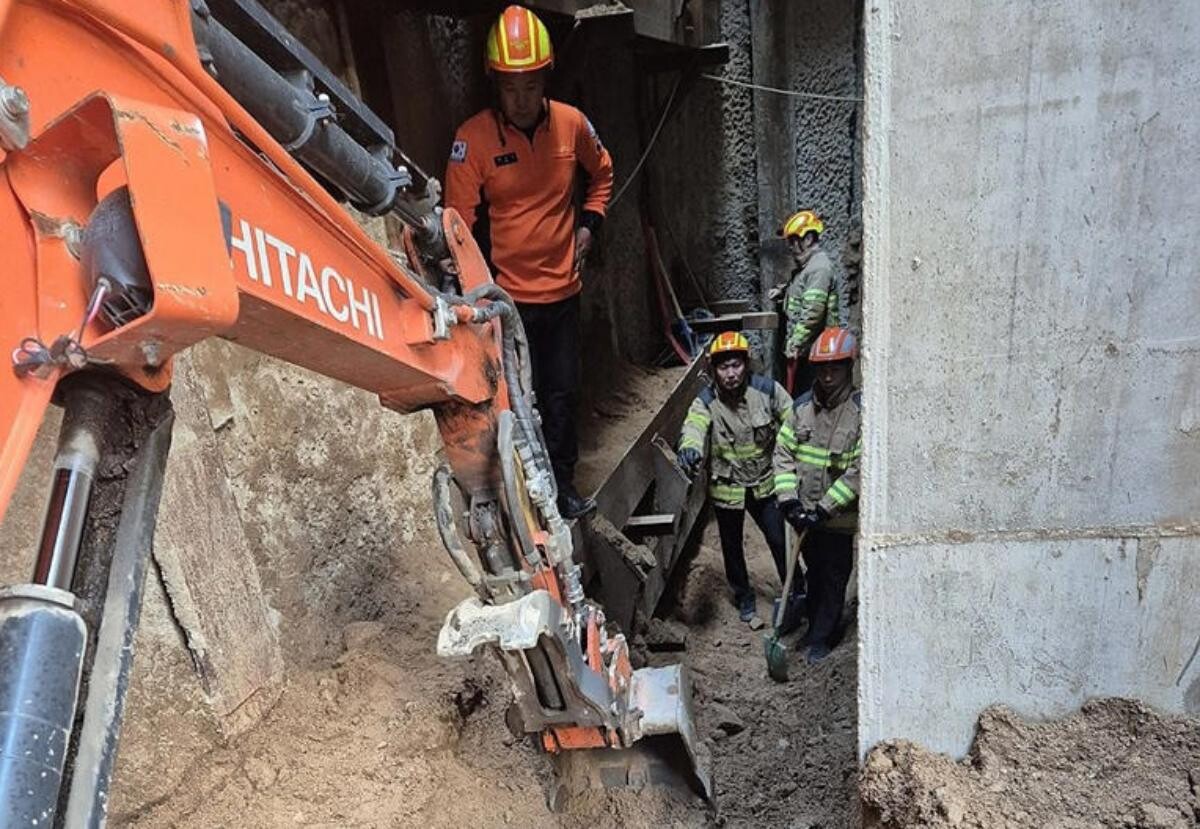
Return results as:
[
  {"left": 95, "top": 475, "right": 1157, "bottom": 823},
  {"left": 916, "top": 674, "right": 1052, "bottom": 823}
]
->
[
  {"left": 0, "top": 0, "right": 711, "bottom": 819},
  {"left": 434, "top": 405, "right": 712, "bottom": 803},
  {"left": 437, "top": 595, "right": 712, "bottom": 802}
]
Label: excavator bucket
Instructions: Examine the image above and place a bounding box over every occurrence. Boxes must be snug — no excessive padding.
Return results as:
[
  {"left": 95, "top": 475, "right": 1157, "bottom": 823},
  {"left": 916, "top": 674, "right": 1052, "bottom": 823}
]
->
[
  {"left": 546, "top": 663, "right": 712, "bottom": 809},
  {"left": 629, "top": 664, "right": 713, "bottom": 798},
  {"left": 437, "top": 591, "right": 712, "bottom": 804}
]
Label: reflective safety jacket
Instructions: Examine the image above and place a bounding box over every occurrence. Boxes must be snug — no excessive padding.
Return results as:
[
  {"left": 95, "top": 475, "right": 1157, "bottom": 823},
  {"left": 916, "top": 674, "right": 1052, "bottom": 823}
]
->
[
  {"left": 444, "top": 101, "right": 614, "bottom": 305},
  {"left": 679, "top": 374, "right": 792, "bottom": 509},
  {"left": 782, "top": 246, "right": 848, "bottom": 357},
  {"left": 773, "top": 387, "right": 862, "bottom": 532}
]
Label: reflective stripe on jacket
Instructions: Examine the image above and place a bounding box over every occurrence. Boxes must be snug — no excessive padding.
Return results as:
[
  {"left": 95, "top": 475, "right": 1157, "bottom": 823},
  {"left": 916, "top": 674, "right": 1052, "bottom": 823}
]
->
[
  {"left": 782, "top": 247, "right": 849, "bottom": 356},
  {"left": 679, "top": 374, "right": 792, "bottom": 508},
  {"left": 773, "top": 388, "right": 862, "bottom": 531}
]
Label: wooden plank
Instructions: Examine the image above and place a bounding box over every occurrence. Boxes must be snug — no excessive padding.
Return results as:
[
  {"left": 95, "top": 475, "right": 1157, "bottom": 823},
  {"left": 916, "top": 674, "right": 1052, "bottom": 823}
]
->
[
  {"left": 152, "top": 355, "right": 284, "bottom": 737},
  {"left": 750, "top": 0, "right": 795, "bottom": 375},
  {"left": 637, "top": 42, "right": 730, "bottom": 73},
  {"left": 688, "top": 311, "right": 778, "bottom": 333},
  {"left": 581, "top": 514, "right": 656, "bottom": 633},
  {"left": 623, "top": 513, "right": 676, "bottom": 535},
  {"left": 708, "top": 299, "right": 751, "bottom": 315}
]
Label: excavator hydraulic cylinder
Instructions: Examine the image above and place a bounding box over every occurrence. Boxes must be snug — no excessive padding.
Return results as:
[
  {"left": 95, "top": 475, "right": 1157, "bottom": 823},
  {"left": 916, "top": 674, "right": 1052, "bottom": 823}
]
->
[
  {"left": 0, "top": 381, "right": 112, "bottom": 825},
  {"left": 31, "top": 385, "right": 106, "bottom": 590},
  {"left": 190, "top": 3, "right": 442, "bottom": 244},
  {"left": 0, "top": 584, "right": 88, "bottom": 827}
]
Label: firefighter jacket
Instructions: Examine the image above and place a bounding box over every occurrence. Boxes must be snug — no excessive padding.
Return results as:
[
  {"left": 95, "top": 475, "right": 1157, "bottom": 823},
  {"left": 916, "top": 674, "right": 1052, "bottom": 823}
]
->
[
  {"left": 444, "top": 101, "right": 614, "bottom": 305},
  {"left": 773, "top": 386, "right": 862, "bottom": 532},
  {"left": 782, "top": 246, "right": 849, "bottom": 357},
  {"left": 679, "top": 374, "right": 792, "bottom": 509}
]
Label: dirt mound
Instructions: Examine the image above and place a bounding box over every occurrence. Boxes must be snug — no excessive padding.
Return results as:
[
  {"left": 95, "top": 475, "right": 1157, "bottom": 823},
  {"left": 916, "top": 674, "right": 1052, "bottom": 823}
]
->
[
  {"left": 114, "top": 514, "right": 859, "bottom": 828},
  {"left": 860, "top": 698, "right": 1200, "bottom": 829}
]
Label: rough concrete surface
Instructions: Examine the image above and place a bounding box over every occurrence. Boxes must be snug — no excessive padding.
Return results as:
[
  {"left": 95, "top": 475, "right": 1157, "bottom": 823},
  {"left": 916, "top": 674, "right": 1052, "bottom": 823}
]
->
[
  {"left": 151, "top": 354, "right": 283, "bottom": 735},
  {"left": 861, "top": 698, "right": 1200, "bottom": 829},
  {"left": 859, "top": 540, "right": 1200, "bottom": 756},
  {"left": 859, "top": 0, "right": 1200, "bottom": 757}
]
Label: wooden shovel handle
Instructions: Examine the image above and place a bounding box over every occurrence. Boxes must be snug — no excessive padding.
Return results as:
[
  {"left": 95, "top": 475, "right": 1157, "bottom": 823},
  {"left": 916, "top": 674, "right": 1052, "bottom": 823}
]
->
[{"left": 775, "top": 526, "right": 807, "bottom": 629}]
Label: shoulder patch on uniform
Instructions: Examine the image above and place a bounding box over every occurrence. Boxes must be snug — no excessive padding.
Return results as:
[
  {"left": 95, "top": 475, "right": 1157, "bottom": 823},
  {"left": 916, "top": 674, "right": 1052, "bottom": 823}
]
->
[
  {"left": 449, "top": 139, "right": 467, "bottom": 163},
  {"left": 852, "top": 390, "right": 864, "bottom": 409},
  {"left": 584, "top": 117, "right": 603, "bottom": 151},
  {"left": 793, "top": 390, "right": 814, "bottom": 410},
  {"left": 698, "top": 385, "right": 717, "bottom": 405},
  {"left": 749, "top": 374, "right": 775, "bottom": 396}
]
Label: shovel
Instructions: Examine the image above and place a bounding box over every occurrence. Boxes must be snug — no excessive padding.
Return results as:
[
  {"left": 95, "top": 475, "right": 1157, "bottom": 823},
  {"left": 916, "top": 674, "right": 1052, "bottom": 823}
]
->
[{"left": 764, "top": 525, "right": 806, "bottom": 682}]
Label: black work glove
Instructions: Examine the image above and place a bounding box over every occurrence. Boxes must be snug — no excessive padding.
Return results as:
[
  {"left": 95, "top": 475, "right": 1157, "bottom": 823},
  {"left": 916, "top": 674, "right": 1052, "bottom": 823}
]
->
[
  {"left": 780, "top": 500, "right": 806, "bottom": 530},
  {"left": 677, "top": 447, "right": 702, "bottom": 479},
  {"left": 782, "top": 500, "right": 820, "bottom": 531}
]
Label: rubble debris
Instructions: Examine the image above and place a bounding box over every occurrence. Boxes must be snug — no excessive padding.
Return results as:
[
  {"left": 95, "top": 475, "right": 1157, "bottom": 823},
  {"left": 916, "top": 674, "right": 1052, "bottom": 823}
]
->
[
  {"left": 860, "top": 698, "right": 1200, "bottom": 828},
  {"left": 711, "top": 704, "right": 746, "bottom": 737},
  {"left": 644, "top": 618, "right": 689, "bottom": 651}
]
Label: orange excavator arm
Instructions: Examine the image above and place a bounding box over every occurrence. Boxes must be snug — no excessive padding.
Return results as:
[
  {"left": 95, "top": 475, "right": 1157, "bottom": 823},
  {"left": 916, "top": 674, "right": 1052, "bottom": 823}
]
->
[{"left": 0, "top": 0, "right": 707, "bottom": 823}]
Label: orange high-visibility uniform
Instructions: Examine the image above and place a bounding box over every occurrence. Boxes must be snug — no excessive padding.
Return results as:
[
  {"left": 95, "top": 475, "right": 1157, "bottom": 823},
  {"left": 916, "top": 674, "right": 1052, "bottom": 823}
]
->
[{"left": 444, "top": 101, "right": 614, "bottom": 304}]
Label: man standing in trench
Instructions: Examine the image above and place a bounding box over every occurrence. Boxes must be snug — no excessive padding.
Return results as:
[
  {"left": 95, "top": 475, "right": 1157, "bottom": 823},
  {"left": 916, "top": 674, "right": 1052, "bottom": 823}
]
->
[
  {"left": 677, "top": 332, "right": 801, "bottom": 627},
  {"left": 770, "top": 209, "right": 848, "bottom": 394},
  {"left": 773, "top": 327, "right": 861, "bottom": 664},
  {"left": 445, "top": 5, "right": 614, "bottom": 519}
]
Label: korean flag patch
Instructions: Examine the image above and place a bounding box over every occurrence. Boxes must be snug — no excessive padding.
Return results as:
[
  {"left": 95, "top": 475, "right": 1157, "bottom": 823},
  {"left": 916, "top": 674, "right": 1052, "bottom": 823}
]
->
[
  {"left": 585, "top": 119, "right": 602, "bottom": 152},
  {"left": 450, "top": 139, "right": 468, "bottom": 163}
]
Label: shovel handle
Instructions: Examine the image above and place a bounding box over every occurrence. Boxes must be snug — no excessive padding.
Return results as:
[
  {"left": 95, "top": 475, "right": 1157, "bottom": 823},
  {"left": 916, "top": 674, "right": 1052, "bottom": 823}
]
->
[{"left": 774, "top": 526, "right": 806, "bottom": 629}]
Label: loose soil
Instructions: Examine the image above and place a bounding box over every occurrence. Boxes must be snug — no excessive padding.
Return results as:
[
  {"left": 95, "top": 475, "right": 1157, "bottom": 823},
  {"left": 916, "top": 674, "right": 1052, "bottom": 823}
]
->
[
  {"left": 112, "top": 365, "right": 861, "bottom": 827},
  {"left": 114, "top": 526, "right": 858, "bottom": 827},
  {"left": 861, "top": 699, "right": 1200, "bottom": 829}
]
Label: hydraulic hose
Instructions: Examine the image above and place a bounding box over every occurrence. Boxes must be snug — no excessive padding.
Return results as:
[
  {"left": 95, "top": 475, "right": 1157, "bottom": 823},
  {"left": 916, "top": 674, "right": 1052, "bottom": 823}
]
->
[
  {"left": 459, "top": 284, "right": 554, "bottom": 497},
  {"left": 431, "top": 464, "right": 486, "bottom": 596},
  {"left": 455, "top": 287, "right": 586, "bottom": 608}
]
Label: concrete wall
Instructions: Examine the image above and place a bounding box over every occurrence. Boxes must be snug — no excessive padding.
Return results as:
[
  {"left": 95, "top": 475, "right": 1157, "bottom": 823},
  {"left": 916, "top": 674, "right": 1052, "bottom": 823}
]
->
[
  {"left": 648, "top": 0, "right": 862, "bottom": 368},
  {"left": 858, "top": 0, "right": 1200, "bottom": 756}
]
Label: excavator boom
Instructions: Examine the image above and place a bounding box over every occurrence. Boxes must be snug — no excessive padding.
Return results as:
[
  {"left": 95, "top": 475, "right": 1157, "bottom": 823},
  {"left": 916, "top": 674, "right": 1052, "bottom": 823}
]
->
[{"left": 0, "top": 0, "right": 708, "bottom": 824}]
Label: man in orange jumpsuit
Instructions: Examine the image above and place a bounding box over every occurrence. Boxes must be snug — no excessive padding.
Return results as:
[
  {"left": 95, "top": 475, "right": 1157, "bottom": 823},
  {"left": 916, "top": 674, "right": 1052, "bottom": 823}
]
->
[{"left": 445, "top": 5, "right": 614, "bottom": 519}]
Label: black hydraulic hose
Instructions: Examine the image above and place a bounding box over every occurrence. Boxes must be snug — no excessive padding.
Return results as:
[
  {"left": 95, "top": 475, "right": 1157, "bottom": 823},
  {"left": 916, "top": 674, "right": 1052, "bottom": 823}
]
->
[
  {"left": 431, "top": 464, "right": 487, "bottom": 595},
  {"left": 459, "top": 285, "right": 555, "bottom": 496},
  {"left": 190, "top": 6, "right": 444, "bottom": 249}
]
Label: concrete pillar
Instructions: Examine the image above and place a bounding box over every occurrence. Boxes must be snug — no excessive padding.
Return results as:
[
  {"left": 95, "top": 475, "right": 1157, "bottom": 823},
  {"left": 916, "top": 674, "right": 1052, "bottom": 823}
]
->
[{"left": 858, "top": 0, "right": 1200, "bottom": 757}]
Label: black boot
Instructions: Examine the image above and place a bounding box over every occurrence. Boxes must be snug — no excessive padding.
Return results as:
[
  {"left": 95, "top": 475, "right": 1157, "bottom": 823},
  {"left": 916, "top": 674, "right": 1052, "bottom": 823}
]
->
[{"left": 557, "top": 482, "right": 596, "bottom": 520}]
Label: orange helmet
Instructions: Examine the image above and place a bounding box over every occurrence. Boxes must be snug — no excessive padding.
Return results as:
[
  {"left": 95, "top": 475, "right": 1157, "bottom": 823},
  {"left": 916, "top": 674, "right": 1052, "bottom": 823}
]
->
[
  {"left": 809, "top": 327, "right": 857, "bottom": 362},
  {"left": 486, "top": 6, "right": 554, "bottom": 74},
  {"left": 780, "top": 209, "right": 824, "bottom": 240},
  {"left": 709, "top": 331, "right": 750, "bottom": 360}
]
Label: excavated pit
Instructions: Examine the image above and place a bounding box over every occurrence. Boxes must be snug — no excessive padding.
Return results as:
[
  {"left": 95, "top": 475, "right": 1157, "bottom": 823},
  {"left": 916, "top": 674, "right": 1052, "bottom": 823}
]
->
[{"left": 100, "top": 362, "right": 860, "bottom": 828}]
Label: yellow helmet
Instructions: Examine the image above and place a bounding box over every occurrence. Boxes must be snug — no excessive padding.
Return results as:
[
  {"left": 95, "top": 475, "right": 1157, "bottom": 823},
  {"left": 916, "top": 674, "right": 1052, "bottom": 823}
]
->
[
  {"left": 486, "top": 6, "right": 554, "bottom": 74},
  {"left": 709, "top": 331, "right": 750, "bottom": 360},
  {"left": 780, "top": 209, "right": 824, "bottom": 240}
]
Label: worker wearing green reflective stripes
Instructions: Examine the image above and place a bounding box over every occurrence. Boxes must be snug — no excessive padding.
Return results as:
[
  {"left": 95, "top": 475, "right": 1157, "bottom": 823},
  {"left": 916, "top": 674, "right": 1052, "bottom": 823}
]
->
[
  {"left": 677, "top": 332, "right": 799, "bottom": 627},
  {"left": 773, "top": 327, "right": 861, "bottom": 665},
  {"left": 773, "top": 209, "right": 849, "bottom": 394}
]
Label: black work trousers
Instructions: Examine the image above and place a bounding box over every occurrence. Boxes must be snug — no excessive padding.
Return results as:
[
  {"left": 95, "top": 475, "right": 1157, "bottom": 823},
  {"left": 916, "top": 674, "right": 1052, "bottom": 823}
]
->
[
  {"left": 516, "top": 294, "right": 581, "bottom": 487},
  {"left": 713, "top": 490, "right": 799, "bottom": 606},
  {"left": 800, "top": 529, "right": 854, "bottom": 648}
]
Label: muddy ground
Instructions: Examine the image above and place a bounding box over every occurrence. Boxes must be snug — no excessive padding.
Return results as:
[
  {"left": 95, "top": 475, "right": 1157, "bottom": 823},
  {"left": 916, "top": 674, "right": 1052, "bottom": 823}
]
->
[
  {"left": 111, "top": 364, "right": 860, "bottom": 827},
  {"left": 861, "top": 698, "right": 1200, "bottom": 829},
  {"left": 113, "top": 528, "right": 858, "bottom": 827}
]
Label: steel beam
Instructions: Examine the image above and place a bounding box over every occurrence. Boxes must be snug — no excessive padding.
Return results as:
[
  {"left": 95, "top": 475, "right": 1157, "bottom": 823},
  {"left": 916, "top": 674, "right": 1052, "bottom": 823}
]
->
[
  {"left": 687, "top": 311, "right": 778, "bottom": 334},
  {"left": 576, "top": 358, "right": 710, "bottom": 633}
]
